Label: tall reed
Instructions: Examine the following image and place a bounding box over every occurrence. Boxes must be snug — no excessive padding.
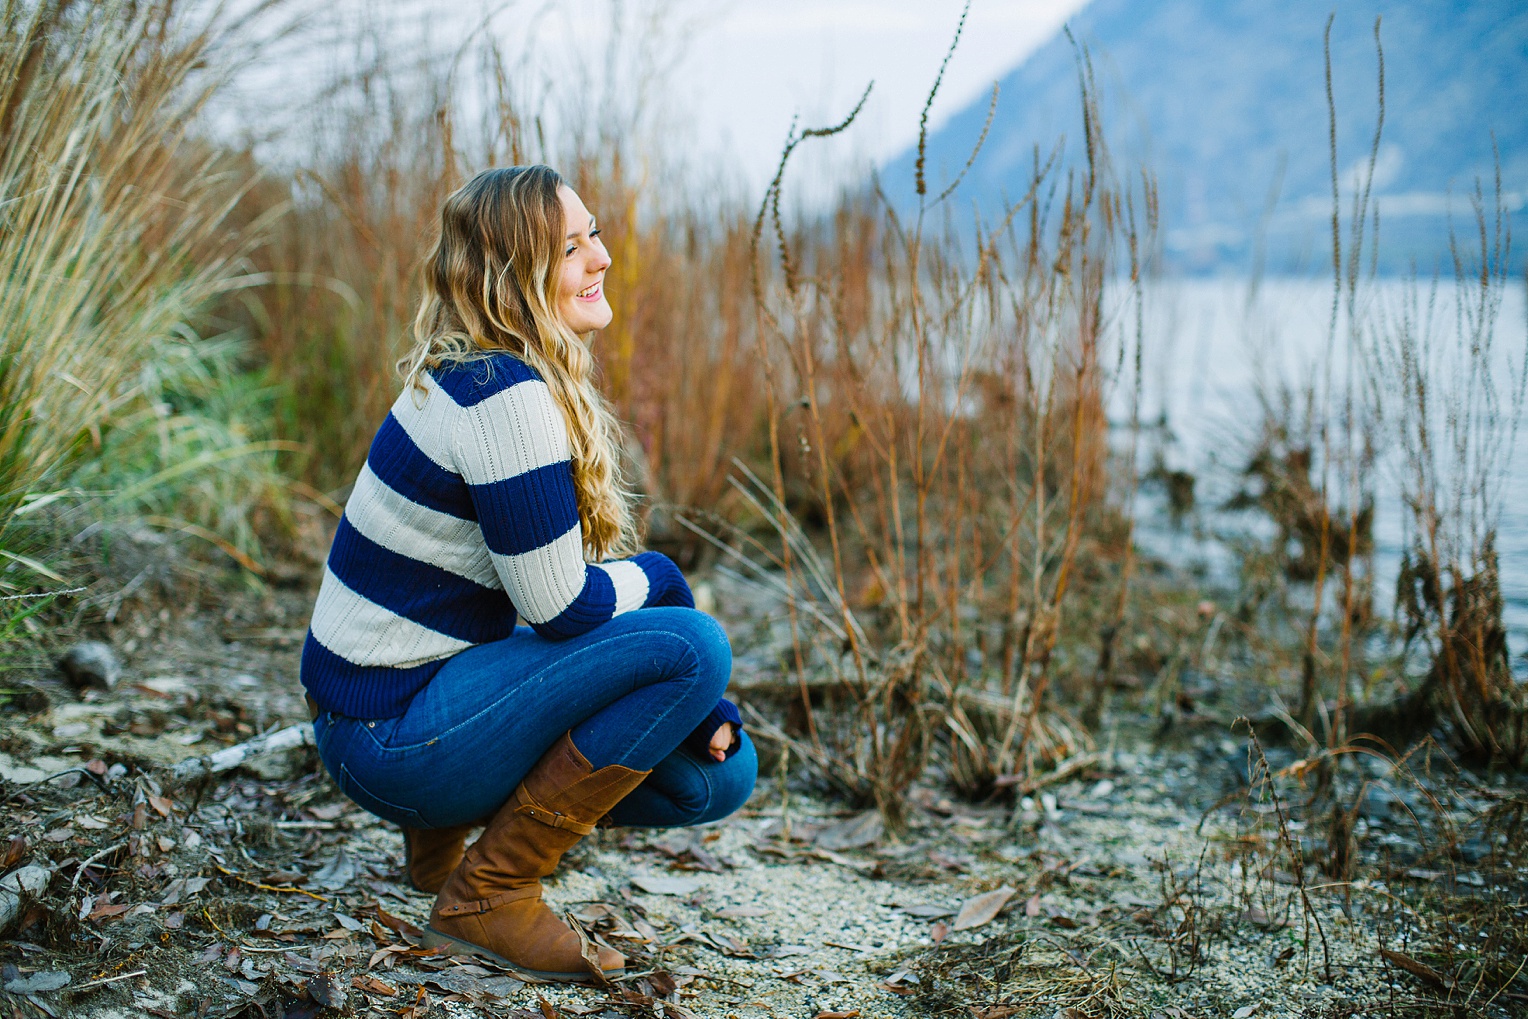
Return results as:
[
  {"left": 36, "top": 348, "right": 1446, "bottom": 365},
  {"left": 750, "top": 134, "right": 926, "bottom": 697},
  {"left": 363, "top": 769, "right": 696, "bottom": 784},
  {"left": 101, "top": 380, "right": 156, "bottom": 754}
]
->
[
  {"left": 1372, "top": 179, "right": 1527, "bottom": 766},
  {"left": 717, "top": 22, "right": 1154, "bottom": 819},
  {"left": 0, "top": 0, "right": 276, "bottom": 591}
]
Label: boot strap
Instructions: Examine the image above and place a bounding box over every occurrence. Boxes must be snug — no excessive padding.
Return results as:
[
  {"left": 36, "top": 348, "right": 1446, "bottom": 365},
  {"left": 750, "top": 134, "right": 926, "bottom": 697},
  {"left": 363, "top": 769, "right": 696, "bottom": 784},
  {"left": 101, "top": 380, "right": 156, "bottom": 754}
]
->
[
  {"left": 515, "top": 802, "right": 596, "bottom": 835},
  {"left": 436, "top": 883, "right": 542, "bottom": 917}
]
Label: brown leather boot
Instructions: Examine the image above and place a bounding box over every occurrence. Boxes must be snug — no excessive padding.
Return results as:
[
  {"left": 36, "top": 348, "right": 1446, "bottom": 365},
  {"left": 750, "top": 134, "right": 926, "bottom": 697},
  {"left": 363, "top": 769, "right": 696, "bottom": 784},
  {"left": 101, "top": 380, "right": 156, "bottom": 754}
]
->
[
  {"left": 402, "top": 823, "right": 475, "bottom": 894},
  {"left": 423, "top": 732, "right": 649, "bottom": 981}
]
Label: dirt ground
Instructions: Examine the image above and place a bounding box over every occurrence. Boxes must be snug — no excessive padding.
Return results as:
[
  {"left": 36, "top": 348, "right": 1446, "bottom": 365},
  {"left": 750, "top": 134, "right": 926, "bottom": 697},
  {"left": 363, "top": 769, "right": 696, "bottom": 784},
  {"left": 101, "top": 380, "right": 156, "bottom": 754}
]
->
[{"left": 2, "top": 567, "right": 1525, "bottom": 1019}]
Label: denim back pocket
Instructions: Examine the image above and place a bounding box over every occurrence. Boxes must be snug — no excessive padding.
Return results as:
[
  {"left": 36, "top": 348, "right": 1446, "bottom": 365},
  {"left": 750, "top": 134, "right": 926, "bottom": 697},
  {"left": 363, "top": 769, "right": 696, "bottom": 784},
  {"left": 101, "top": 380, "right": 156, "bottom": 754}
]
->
[{"left": 337, "top": 762, "right": 427, "bottom": 828}]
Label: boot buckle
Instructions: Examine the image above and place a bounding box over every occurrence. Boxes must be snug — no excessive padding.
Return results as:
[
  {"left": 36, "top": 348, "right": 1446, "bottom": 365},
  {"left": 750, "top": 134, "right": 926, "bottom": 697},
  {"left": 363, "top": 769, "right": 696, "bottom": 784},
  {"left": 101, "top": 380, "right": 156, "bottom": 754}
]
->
[
  {"left": 516, "top": 803, "right": 595, "bottom": 836},
  {"left": 436, "top": 885, "right": 541, "bottom": 917}
]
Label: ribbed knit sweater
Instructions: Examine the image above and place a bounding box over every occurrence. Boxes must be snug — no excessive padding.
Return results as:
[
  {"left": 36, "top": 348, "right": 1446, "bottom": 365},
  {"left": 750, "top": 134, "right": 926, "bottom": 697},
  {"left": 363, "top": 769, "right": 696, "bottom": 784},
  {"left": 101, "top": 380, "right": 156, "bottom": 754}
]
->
[{"left": 300, "top": 353, "right": 700, "bottom": 721}]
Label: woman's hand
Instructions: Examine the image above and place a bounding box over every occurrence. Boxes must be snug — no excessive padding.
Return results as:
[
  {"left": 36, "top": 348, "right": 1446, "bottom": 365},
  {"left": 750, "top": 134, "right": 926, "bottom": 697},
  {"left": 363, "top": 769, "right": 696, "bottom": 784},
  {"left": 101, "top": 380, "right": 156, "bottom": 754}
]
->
[{"left": 708, "top": 722, "right": 735, "bottom": 762}]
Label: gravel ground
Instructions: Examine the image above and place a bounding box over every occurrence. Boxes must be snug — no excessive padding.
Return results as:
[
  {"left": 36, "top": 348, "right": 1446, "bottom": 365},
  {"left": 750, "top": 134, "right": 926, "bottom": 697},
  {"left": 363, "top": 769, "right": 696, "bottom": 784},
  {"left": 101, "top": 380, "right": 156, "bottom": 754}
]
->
[{"left": 2, "top": 577, "right": 1524, "bottom": 1019}]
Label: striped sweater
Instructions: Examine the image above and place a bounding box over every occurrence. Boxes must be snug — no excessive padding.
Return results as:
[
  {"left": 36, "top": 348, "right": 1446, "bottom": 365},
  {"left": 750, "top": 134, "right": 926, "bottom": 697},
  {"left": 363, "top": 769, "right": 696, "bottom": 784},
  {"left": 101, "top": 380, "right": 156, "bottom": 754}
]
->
[{"left": 300, "top": 353, "right": 695, "bottom": 720}]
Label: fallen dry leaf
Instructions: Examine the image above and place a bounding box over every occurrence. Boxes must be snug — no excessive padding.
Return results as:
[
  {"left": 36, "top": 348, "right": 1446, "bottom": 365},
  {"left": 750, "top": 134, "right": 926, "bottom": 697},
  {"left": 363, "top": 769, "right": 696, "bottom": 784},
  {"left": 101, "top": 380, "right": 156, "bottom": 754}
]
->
[
  {"left": 814, "top": 1011, "right": 860, "bottom": 1019},
  {"left": 1381, "top": 948, "right": 1450, "bottom": 988},
  {"left": 931, "top": 921, "right": 950, "bottom": 944},
  {"left": 397, "top": 986, "right": 430, "bottom": 1019},
  {"left": 1024, "top": 893, "right": 1041, "bottom": 917},
  {"left": 352, "top": 975, "right": 396, "bottom": 996},
  {"left": 373, "top": 904, "right": 425, "bottom": 941},
  {"left": 814, "top": 810, "right": 883, "bottom": 851},
  {"left": 2, "top": 836, "right": 27, "bottom": 868},
  {"left": 1048, "top": 908, "right": 1080, "bottom": 929},
  {"left": 368, "top": 945, "right": 410, "bottom": 969},
  {"left": 715, "top": 905, "right": 771, "bottom": 918},
  {"left": 308, "top": 971, "right": 346, "bottom": 1008},
  {"left": 88, "top": 901, "right": 130, "bottom": 921},
  {"left": 898, "top": 903, "right": 954, "bottom": 919},
  {"left": 148, "top": 795, "right": 174, "bottom": 818},
  {"left": 631, "top": 873, "right": 702, "bottom": 896},
  {"left": 953, "top": 885, "right": 1015, "bottom": 931}
]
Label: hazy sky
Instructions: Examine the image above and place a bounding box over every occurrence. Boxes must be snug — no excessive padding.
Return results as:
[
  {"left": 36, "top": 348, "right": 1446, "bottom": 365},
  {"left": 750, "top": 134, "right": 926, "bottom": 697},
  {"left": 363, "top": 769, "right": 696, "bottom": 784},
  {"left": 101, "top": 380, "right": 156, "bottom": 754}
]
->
[
  {"left": 231, "top": 1, "right": 1088, "bottom": 201},
  {"left": 644, "top": 0, "right": 1089, "bottom": 192}
]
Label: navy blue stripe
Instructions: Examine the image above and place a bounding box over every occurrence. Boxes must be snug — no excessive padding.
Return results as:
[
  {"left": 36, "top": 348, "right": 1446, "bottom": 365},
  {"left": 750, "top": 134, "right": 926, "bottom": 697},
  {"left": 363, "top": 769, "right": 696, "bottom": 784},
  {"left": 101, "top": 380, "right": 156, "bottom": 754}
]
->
[
  {"left": 470, "top": 462, "right": 580, "bottom": 557},
  {"left": 534, "top": 566, "right": 616, "bottom": 639},
  {"left": 631, "top": 550, "right": 692, "bottom": 608},
  {"left": 366, "top": 414, "right": 476, "bottom": 520},
  {"left": 430, "top": 354, "right": 540, "bottom": 408},
  {"left": 300, "top": 633, "right": 447, "bottom": 719},
  {"left": 327, "top": 518, "right": 513, "bottom": 644}
]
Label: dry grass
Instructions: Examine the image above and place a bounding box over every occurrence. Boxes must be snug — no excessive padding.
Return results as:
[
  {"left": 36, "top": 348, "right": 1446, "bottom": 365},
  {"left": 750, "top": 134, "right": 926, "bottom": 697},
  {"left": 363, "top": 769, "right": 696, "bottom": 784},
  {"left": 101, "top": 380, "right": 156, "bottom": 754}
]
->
[
  {"left": 0, "top": 0, "right": 292, "bottom": 603},
  {"left": 683, "top": 23, "right": 1157, "bottom": 823}
]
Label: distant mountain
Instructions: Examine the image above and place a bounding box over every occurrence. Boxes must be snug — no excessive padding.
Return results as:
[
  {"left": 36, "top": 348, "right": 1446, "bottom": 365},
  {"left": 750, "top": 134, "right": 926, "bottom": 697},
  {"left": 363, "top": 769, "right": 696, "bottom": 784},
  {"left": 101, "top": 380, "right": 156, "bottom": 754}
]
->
[{"left": 881, "top": 0, "right": 1527, "bottom": 274}]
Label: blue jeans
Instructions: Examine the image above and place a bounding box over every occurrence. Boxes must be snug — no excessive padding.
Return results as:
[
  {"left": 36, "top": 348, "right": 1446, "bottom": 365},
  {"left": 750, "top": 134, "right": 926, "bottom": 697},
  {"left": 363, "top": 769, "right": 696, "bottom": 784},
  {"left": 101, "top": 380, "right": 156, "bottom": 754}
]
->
[{"left": 312, "top": 607, "right": 757, "bottom": 830}]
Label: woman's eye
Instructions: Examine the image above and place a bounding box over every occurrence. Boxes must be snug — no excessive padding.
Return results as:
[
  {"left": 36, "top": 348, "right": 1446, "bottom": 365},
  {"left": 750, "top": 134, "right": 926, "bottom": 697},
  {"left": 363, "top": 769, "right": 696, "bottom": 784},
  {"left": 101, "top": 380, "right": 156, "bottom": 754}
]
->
[
  {"left": 565, "top": 244, "right": 576, "bottom": 256},
  {"left": 589, "top": 228, "right": 601, "bottom": 239}
]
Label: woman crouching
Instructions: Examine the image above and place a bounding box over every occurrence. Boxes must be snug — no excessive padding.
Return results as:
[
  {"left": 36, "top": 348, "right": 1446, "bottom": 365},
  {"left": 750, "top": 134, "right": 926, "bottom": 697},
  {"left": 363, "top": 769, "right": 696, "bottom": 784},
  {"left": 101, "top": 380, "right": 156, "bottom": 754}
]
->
[{"left": 298, "top": 165, "right": 756, "bottom": 982}]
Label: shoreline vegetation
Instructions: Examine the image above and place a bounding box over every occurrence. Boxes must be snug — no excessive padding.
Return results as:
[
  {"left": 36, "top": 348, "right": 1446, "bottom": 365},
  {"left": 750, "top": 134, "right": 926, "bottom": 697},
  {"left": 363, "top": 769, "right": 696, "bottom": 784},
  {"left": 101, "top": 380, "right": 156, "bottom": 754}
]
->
[{"left": 2, "top": 2, "right": 1525, "bottom": 1016}]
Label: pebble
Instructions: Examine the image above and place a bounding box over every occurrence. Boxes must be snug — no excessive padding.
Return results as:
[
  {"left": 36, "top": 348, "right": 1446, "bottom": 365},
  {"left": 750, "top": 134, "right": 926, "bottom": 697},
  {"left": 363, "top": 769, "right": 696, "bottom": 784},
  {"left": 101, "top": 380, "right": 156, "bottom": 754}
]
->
[{"left": 56, "top": 640, "right": 121, "bottom": 691}]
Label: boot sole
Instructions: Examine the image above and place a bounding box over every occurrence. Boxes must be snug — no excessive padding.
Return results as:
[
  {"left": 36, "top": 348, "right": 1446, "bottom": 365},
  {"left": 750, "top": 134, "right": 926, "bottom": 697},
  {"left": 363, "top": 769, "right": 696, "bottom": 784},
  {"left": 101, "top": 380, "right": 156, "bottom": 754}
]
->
[{"left": 421, "top": 925, "right": 623, "bottom": 984}]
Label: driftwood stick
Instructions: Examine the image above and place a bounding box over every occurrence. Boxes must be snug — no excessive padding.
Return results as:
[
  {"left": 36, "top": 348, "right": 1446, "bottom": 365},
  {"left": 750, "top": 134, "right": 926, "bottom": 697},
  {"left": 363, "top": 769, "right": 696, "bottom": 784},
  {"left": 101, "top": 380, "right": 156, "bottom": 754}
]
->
[
  {"left": 170, "top": 723, "right": 312, "bottom": 785},
  {"left": 992, "top": 751, "right": 1104, "bottom": 795}
]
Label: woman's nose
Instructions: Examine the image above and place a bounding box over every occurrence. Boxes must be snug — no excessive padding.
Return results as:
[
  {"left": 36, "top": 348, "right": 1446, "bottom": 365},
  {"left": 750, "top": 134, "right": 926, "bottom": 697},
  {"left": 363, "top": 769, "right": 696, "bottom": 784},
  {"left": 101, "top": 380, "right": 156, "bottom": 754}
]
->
[{"left": 590, "top": 244, "right": 611, "bottom": 273}]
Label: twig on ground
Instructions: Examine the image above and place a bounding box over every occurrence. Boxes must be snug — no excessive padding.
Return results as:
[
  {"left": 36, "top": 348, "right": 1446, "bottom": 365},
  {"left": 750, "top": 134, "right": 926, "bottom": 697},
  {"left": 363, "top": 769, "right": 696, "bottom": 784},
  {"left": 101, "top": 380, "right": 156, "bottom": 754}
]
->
[
  {"left": 68, "top": 841, "right": 128, "bottom": 895},
  {"left": 170, "top": 723, "right": 312, "bottom": 785}
]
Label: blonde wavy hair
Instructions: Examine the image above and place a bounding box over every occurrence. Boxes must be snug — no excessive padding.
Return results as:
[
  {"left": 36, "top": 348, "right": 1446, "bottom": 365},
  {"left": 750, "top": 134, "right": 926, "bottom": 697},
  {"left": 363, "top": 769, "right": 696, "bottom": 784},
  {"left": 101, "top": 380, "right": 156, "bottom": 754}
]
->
[{"left": 398, "top": 165, "right": 639, "bottom": 560}]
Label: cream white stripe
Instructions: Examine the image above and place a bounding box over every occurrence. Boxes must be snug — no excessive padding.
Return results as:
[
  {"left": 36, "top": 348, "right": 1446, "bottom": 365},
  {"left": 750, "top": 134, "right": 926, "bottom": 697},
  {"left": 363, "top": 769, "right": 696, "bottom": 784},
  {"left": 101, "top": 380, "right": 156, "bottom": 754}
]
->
[
  {"left": 490, "top": 525, "right": 588, "bottom": 624},
  {"left": 455, "top": 379, "right": 570, "bottom": 485},
  {"left": 345, "top": 464, "right": 502, "bottom": 589},
  {"left": 389, "top": 373, "right": 461, "bottom": 471},
  {"left": 309, "top": 567, "right": 471, "bottom": 668},
  {"left": 595, "top": 560, "right": 649, "bottom": 616}
]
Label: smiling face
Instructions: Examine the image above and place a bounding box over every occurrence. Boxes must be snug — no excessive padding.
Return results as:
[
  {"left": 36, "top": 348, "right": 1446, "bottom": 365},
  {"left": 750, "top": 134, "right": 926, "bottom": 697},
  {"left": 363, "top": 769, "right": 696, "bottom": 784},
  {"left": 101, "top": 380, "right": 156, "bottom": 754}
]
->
[{"left": 555, "top": 185, "right": 612, "bottom": 334}]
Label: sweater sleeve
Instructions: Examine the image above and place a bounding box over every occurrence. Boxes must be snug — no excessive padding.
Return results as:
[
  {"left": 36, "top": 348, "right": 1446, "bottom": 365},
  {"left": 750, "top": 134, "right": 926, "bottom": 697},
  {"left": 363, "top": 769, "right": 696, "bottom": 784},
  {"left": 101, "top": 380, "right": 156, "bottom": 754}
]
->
[
  {"left": 684, "top": 698, "right": 744, "bottom": 759},
  {"left": 450, "top": 361, "right": 691, "bottom": 638}
]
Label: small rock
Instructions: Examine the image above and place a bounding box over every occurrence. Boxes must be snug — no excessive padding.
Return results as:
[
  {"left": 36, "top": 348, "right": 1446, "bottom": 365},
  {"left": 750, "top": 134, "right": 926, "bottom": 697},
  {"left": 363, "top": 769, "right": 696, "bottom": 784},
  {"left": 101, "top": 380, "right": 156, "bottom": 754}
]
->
[{"left": 57, "top": 641, "right": 121, "bottom": 692}]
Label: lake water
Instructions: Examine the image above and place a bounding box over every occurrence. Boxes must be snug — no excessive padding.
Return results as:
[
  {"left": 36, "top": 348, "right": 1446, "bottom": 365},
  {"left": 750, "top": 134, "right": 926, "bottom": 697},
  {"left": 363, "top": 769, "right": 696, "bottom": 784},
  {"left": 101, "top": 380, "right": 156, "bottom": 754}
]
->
[{"left": 1123, "top": 277, "right": 1527, "bottom": 677}]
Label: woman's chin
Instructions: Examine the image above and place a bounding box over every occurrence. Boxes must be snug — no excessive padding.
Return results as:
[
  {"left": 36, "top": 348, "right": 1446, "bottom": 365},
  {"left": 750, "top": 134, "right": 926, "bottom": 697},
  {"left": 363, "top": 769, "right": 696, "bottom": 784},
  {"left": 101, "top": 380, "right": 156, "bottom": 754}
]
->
[{"left": 570, "top": 305, "right": 613, "bottom": 333}]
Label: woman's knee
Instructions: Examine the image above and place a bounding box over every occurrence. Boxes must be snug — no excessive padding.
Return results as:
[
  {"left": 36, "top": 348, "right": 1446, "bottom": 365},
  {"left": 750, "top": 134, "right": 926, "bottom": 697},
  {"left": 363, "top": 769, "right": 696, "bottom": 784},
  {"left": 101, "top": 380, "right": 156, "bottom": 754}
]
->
[{"left": 648, "top": 607, "right": 732, "bottom": 700}]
